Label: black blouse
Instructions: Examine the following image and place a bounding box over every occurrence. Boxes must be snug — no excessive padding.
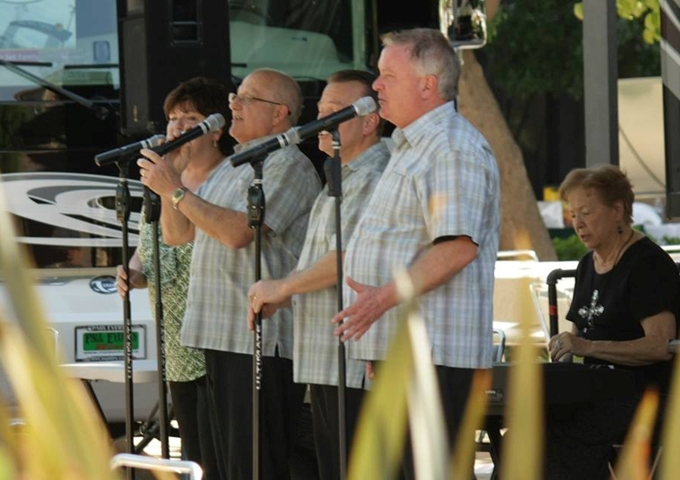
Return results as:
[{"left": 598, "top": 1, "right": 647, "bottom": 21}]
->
[{"left": 566, "top": 236, "right": 680, "bottom": 393}]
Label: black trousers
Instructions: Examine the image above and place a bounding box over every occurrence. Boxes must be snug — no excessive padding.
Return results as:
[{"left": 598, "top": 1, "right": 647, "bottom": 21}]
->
[
  {"left": 544, "top": 395, "right": 645, "bottom": 480},
  {"left": 402, "top": 366, "right": 477, "bottom": 480},
  {"left": 169, "top": 376, "right": 219, "bottom": 480},
  {"left": 309, "top": 383, "right": 365, "bottom": 480},
  {"left": 204, "top": 349, "right": 306, "bottom": 480}
]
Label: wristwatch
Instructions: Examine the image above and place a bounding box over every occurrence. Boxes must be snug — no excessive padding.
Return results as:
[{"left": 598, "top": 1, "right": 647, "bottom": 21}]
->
[{"left": 171, "top": 187, "right": 187, "bottom": 210}]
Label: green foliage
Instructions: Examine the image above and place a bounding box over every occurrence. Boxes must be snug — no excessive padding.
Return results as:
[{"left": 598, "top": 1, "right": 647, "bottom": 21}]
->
[
  {"left": 551, "top": 234, "right": 588, "bottom": 261},
  {"left": 486, "top": 0, "right": 661, "bottom": 101},
  {"left": 575, "top": 0, "right": 661, "bottom": 44},
  {"left": 486, "top": 0, "right": 584, "bottom": 99},
  {"left": 617, "top": 12, "right": 661, "bottom": 77}
]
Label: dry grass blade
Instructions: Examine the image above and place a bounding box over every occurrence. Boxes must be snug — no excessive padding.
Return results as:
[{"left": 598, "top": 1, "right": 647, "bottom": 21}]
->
[
  {"left": 397, "top": 269, "right": 448, "bottom": 480},
  {"left": 401, "top": 271, "right": 448, "bottom": 480},
  {"left": 500, "top": 276, "right": 544, "bottom": 480},
  {"left": 348, "top": 269, "right": 450, "bottom": 480},
  {"left": 0, "top": 183, "right": 119, "bottom": 479},
  {"left": 613, "top": 388, "right": 658, "bottom": 480},
  {"left": 346, "top": 309, "right": 410, "bottom": 480},
  {"left": 449, "top": 369, "right": 490, "bottom": 480},
  {"left": 660, "top": 351, "right": 680, "bottom": 479}
]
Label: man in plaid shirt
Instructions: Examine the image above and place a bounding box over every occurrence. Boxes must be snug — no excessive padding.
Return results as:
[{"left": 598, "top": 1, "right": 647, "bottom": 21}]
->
[
  {"left": 139, "top": 68, "right": 321, "bottom": 480},
  {"left": 332, "top": 28, "right": 501, "bottom": 478},
  {"left": 248, "top": 69, "right": 390, "bottom": 480}
]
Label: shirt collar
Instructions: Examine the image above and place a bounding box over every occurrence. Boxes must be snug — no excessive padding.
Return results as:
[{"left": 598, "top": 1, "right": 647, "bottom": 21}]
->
[
  {"left": 342, "top": 141, "right": 386, "bottom": 173},
  {"left": 391, "top": 101, "right": 457, "bottom": 148},
  {"left": 233, "top": 134, "right": 279, "bottom": 153}
]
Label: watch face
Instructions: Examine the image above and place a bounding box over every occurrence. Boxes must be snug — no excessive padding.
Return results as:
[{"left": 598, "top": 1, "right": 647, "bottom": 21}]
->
[{"left": 172, "top": 188, "right": 185, "bottom": 207}]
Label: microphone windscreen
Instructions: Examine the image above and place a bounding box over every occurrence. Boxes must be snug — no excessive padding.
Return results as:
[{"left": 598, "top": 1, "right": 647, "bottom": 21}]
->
[
  {"left": 354, "top": 97, "right": 378, "bottom": 116},
  {"left": 205, "top": 113, "right": 226, "bottom": 131},
  {"left": 144, "top": 134, "right": 166, "bottom": 149}
]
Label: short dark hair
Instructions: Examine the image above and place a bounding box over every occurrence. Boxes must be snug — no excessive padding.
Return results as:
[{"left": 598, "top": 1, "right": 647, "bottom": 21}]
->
[
  {"left": 163, "top": 76, "right": 234, "bottom": 155},
  {"left": 559, "top": 164, "right": 635, "bottom": 224},
  {"left": 326, "top": 69, "right": 385, "bottom": 136}
]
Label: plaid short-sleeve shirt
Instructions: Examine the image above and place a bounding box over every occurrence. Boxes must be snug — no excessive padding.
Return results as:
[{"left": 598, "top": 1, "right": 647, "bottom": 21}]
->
[
  {"left": 292, "top": 141, "right": 390, "bottom": 388},
  {"left": 180, "top": 142, "right": 322, "bottom": 358},
  {"left": 343, "top": 103, "right": 501, "bottom": 369}
]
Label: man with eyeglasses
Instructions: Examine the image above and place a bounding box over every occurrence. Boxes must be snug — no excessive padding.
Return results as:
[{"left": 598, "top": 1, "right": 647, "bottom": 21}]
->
[{"left": 138, "top": 67, "right": 321, "bottom": 480}]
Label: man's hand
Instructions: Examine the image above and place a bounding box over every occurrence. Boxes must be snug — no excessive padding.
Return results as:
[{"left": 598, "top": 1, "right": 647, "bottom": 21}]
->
[
  {"left": 247, "top": 303, "right": 283, "bottom": 332},
  {"left": 332, "top": 277, "right": 395, "bottom": 342},
  {"left": 137, "top": 148, "right": 183, "bottom": 197},
  {"left": 366, "top": 361, "right": 375, "bottom": 381},
  {"left": 247, "top": 279, "right": 291, "bottom": 331},
  {"left": 248, "top": 279, "right": 289, "bottom": 312}
]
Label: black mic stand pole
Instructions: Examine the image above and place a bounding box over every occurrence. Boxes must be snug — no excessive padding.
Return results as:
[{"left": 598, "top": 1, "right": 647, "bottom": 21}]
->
[
  {"left": 114, "top": 159, "right": 136, "bottom": 480},
  {"left": 325, "top": 129, "right": 348, "bottom": 478},
  {"left": 248, "top": 156, "right": 266, "bottom": 480},
  {"left": 143, "top": 188, "right": 170, "bottom": 459}
]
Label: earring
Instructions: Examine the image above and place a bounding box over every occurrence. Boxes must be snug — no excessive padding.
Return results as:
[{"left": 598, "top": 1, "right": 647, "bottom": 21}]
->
[
  {"left": 213, "top": 140, "right": 218, "bottom": 149},
  {"left": 617, "top": 224, "right": 623, "bottom": 234}
]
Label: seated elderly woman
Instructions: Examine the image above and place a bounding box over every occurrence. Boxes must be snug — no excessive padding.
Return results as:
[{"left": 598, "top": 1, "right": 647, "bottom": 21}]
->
[{"left": 546, "top": 164, "right": 680, "bottom": 480}]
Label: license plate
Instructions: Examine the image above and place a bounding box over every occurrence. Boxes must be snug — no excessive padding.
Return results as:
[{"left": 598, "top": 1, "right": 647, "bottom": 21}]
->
[{"left": 75, "top": 325, "right": 147, "bottom": 362}]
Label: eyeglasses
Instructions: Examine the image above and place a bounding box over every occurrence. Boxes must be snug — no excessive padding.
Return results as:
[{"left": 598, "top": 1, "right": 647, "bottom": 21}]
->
[{"left": 228, "top": 92, "right": 284, "bottom": 107}]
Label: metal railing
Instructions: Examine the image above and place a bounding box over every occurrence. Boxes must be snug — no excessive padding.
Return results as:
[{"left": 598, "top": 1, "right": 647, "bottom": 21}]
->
[{"left": 110, "top": 453, "right": 203, "bottom": 480}]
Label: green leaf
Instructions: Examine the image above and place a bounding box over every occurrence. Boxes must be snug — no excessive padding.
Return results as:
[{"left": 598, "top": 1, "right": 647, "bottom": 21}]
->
[
  {"left": 574, "top": 2, "right": 584, "bottom": 20},
  {"left": 643, "top": 28, "right": 655, "bottom": 44}
]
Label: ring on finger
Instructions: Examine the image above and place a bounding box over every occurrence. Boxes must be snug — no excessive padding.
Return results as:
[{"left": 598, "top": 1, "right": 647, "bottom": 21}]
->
[{"left": 556, "top": 340, "right": 563, "bottom": 349}]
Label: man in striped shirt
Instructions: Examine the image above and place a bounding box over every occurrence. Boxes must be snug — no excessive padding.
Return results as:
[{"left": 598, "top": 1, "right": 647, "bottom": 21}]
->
[
  {"left": 332, "top": 28, "right": 501, "bottom": 476},
  {"left": 248, "top": 70, "right": 390, "bottom": 480},
  {"left": 140, "top": 68, "right": 321, "bottom": 480}
]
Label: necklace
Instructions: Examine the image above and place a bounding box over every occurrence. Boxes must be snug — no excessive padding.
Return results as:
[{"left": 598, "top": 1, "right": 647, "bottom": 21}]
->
[
  {"left": 595, "top": 229, "right": 635, "bottom": 271},
  {"left": 611, "top": 229, "right": 635, "bottom": 267}
]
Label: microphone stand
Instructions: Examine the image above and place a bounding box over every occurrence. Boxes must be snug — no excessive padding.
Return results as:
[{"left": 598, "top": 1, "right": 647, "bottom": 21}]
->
[
  {"left": 114, "top": 160, "right": 136, "bottom": 480},
  {"left": 325, "top": 130, "right": 348, "bottom": 478},
  {"left": 143, "top": 188, "right": 170, "bottom": 459},
  {"left": 248, "top": 156, "right": 266, "bottom": 480}
]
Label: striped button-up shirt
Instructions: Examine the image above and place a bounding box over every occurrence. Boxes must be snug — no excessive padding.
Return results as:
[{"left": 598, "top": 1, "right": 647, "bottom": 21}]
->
[
  {"left": 344, "top": 102, "right": 500, "bottom": 369},
  {"left": 180, "top": 139, "right": 321, "bottom": 358},
  {"left": 293, "top": 141, "right": 390, "bottom": 388}
]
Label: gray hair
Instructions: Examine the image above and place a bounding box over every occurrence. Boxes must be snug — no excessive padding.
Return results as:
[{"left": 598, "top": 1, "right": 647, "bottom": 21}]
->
[{"left": 381, "top": 28, "right": 461, "bottom": 100}]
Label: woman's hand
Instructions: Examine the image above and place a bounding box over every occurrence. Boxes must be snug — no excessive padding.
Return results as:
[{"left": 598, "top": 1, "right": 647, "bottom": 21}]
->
[
  {"left": 548, "top": 332, "right": 587, "bottom": 363},
  {"left": 115, "top": 264, "right": 147, "bottom": 298}
]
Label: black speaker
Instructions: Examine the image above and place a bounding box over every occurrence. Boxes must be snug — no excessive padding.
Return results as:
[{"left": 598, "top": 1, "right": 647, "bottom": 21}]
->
[{"left": 117, "top": 0, "right": 232, "bottom": 135}]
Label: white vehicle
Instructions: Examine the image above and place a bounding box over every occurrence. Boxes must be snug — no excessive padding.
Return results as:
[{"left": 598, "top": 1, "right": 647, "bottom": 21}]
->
[{"left": 0, "top": 172, "right": 158, "bottom": 423}]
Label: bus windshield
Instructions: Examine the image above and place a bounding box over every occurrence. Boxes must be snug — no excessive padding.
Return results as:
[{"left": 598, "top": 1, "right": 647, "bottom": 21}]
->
[
  {"left": 229, "top": 0, "right": 367, "bottom": 80},
  {"left": 0, "top": 0, "right": 369, "bottom": 269}
]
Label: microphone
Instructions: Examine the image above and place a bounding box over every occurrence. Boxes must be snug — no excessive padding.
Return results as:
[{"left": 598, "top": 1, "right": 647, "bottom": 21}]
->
[
  {"left": 230, "top": 96, "right": 377, "bottom": 167},
  {"left": 152, "top": 113, "right": 225, "bottom": 156},
  {"left": 94, "top": 134, "right": 166, "bottom": 166}
]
